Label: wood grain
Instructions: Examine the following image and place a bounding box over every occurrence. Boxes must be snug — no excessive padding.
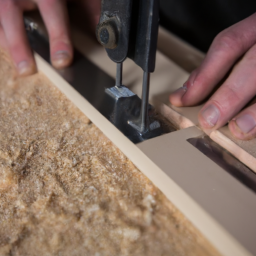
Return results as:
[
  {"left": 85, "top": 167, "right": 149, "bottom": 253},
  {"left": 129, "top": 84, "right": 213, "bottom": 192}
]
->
[
  {"left": 34, "top": 52, "right": 253, "bottom": 256},
  {"left": 0, "top": 49, "right": 221, "bottom": 256}
]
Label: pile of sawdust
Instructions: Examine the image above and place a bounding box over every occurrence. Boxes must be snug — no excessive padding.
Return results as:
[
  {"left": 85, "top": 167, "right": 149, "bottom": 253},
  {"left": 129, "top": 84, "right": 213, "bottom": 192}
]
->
[{"left": 0, "top": 50, "right": 219, "bottom": 256}]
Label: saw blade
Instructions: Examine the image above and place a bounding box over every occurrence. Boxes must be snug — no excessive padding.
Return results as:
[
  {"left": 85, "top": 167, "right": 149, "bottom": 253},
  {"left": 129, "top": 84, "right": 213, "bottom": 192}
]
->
[{"left": 188, "top": 136, "right": 256, "bottom": 194}]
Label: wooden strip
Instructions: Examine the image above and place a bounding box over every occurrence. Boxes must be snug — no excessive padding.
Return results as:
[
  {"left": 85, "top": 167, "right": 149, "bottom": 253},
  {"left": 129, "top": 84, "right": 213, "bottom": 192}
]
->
[
  {"left": 154, "top": 101, "right": 195, "bottom": 129},
  {"left": 35, "top": 53, "right": 253, "bottom": 256},
  {"left": 219, "top": 126, "right": 256, "bottom": 160},
  {"left": 210, "top": 130, "right": 256, "bottom": 172},
  {"left": 138, "top": 128, "right": 256, "bottom": 256}
]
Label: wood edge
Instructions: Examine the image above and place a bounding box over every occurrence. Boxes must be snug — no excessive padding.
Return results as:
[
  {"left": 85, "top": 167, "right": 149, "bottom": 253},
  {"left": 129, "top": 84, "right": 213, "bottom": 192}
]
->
[
  {"left": 156, "top": 101, "right": 195, "bottom": 129},
  {"left": 34, "top": 54, "right": 252, "bottom": 256},
  {"left": 158, "top": 99, "right": 256, "bottom": 172},
  {"left": 210, "top": 130, "right": 256, "bottom": 173}
]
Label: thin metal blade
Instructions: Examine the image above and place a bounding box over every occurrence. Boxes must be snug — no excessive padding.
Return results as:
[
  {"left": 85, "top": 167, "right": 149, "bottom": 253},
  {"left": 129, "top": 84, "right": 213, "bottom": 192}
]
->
[{"left": 188, "top": 136, "right": 256, "bottom": 194}]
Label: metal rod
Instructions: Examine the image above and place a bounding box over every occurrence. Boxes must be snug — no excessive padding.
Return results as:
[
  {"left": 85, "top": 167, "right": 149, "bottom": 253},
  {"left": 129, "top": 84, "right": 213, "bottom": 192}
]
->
[
  {"left": 115, "top": 62, "right": 123, "bottom": 87},
  {"left": 139, "top": 72, "right": 150, "bottom": 132}
]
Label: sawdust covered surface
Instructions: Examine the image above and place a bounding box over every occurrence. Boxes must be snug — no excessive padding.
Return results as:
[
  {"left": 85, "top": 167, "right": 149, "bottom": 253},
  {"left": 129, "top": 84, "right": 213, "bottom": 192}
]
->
[{"left": 0, "top": 50, "right": 219, "bottom": 256}]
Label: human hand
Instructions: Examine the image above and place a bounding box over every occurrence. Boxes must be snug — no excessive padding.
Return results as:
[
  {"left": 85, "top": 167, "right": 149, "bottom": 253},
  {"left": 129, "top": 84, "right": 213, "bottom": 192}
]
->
[
  {"left": 169, "top": 13, "right": 256, "bottom": 140},
  {"left": 0, "top": 0, "right": 100, "bottom": 76}
]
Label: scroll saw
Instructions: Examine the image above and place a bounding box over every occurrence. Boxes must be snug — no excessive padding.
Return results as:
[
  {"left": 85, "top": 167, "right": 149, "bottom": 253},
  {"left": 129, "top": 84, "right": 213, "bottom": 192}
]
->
[
  {"left": 96, "top": 0, "right": 165, "bottom": 143},
  {"left": 24, "top": 1, "right": 256, "bottom": 255}
]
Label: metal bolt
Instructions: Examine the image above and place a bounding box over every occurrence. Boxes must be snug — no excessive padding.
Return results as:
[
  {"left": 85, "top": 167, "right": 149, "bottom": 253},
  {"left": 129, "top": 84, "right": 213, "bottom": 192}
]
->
[
  {"left": 96, "top": 20, "right": 118, "bottom": 49},
  {"left": 99, "top": 28, "right": 110, "bottom": 46}
]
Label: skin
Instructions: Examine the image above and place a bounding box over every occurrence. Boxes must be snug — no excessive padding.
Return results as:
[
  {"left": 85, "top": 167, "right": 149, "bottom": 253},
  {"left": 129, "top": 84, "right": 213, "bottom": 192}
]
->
[
  {"left": 0, "top": 1, "right": 255, "bottom": 140},
  {"left": 0, "top": 0, "right": 100, "bottom": 75},
  {"left": 169, "top": 13, "right": 256, "bottom": 140}
]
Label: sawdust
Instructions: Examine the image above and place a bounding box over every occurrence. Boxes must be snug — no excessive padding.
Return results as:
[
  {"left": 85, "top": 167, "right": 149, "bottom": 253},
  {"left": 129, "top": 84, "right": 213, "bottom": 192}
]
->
[{"left": 0, "top": 49, "right": 220, "bottom": 256}]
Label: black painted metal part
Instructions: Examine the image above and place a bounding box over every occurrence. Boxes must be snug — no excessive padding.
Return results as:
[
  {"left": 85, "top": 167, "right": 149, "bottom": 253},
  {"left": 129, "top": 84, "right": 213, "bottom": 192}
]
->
[
  {"left": 96, "top": 0, "right": 160, "bottom": 138},
  {"left": 99, "top": 85, "right": 166, "bottom": 143},
  {"left": 24, "top": 17, "right": 166, "bottom": 144},
  {"left": 96, "top": 0, "right": 159, "bottom": 72}
]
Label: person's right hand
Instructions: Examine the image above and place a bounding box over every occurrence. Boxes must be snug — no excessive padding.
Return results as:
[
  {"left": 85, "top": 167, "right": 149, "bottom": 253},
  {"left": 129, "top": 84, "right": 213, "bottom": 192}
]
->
[
  {"left": 169, "top": 13, "right": 256, "bottom": 140},
  {"left": 0, "top": 0, "right": 100, "bottom": 77}
]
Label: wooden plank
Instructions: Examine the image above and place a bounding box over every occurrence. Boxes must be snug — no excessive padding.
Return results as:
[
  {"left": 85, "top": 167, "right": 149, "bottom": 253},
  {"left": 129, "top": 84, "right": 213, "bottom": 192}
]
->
[
  {"left": 138, "top": 128, "right": 256, "bottom": 256},
  {"left": 34, "top": 53, "right": 253, "bottom": 256},
  {"left": 0, "top": 49, "right": 221, "bottom": 256},
  {"left": 4, "top": 15, "right": 255, "bottom": 254}
]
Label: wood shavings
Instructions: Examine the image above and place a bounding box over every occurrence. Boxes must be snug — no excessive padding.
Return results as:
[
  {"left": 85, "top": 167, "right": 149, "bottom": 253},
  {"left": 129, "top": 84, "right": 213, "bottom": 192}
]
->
[{"left": 0, "top": 49, "right": 220, "bottom": 256}]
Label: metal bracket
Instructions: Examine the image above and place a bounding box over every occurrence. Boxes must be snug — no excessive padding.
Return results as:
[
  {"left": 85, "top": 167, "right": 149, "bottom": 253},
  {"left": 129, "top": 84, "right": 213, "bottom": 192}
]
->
[
  {"left": 97, "top": 0, "right": 160, "bottom": 137},
  {"left": 97, "top": 0, "right": 159, "bottom": 72}
]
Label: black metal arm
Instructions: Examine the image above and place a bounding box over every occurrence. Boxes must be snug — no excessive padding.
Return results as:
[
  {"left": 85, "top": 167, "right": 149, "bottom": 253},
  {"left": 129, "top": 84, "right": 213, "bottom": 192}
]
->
[{"left": 96, "top": 0, "right": 159, "bottom": 73}]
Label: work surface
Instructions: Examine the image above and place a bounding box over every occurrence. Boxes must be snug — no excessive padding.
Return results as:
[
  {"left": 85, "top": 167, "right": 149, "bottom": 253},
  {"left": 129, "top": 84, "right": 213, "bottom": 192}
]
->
[
  {"left": 0, "top": 50, "right": 220, "bottom": 255},
  {"left": 1, "top": 12, "right": 256, "bottom": 255}
]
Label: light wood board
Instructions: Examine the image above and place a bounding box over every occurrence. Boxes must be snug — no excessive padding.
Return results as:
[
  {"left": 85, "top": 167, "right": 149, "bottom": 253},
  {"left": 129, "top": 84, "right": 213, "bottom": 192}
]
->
[
  {"left": 35, "top": 52, "right": 255, "bottom": 256},
  {"left": 1, "top": 48, "right": 223, "bottom": 255},
  {"left": 23, "top": 15, "right": 256, "bottom": 255}
]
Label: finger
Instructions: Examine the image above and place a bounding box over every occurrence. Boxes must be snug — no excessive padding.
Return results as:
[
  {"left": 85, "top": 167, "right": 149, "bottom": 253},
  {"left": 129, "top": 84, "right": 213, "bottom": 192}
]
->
[
  {"left": 198, "top": 43, "right": 256, "bottom": 131},
  {"left": 17, "top": 0, "right": 36, "bottom": 11},
  {"left": 229, "top": 103, "right": 256, "bottom": 140},
  {"left": 36, "top": 0, "right": 73, "bottom": 68},
  {"left": 169, "top": 69, "right": 197, "bottom": 107},
  {"left": 80, "top": 0, "right": 101, "bottom": 28},
  {"left": 0, "top": 0, "right": 36, "bottom": 76},
  {"left": 0, "top": 23, "right": 8, "bottom": 52},
  {"left": 169, "top": 13, "right": 256, "bottom": 107}
]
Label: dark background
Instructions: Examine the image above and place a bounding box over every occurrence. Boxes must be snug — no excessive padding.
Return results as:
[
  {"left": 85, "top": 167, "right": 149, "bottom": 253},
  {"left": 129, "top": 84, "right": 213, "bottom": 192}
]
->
[{"left": 159, "top": 0, "right": 256, "bottom": 52}]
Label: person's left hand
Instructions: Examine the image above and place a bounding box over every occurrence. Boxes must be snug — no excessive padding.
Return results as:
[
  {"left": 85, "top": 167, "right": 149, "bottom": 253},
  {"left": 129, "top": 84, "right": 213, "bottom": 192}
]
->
[
  {"left": 0, "top": 0, "right": 101, "bottom": 76},
  {"left": 169, "top": 13, "right": 256, "bottom": 140}
]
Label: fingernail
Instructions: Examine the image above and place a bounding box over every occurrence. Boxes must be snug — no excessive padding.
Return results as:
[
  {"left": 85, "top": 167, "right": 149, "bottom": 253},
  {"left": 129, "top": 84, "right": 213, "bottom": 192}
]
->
[
  {"left": 236, "top": 114, "right": 256, "bottom": 133},
  {"left": 173, "top": 82, "right": 188, "bottom": 95},
  {"left": 182, "top": 82, "right": 188, "bottom": 91},
  {"left": 52, "top": 51, "right": 71, "bottom": 67},
  {"left": 17, "top": 61, "right": 29, "bottom": 74},
  {"left": 17, "top": 61, "right": 35, "bottom": 76},
  {"left": 201, "top": 105, "right": 220, "bottom": 127}
]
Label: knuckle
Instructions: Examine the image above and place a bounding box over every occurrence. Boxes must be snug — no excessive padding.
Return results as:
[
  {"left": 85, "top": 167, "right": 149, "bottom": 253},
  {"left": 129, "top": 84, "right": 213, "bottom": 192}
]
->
[
  {"left": 213, "top": 30, "right": 244, "bottom": 53},
  {"left": 50, "top": 30, "right": 68, "bottom": 41},
  {"left": 39, "top": 0, "right": 57, "bottom": 6},
  {"left": 225, "top": 85, "right": 243, "bottom": 105},
  {"left": 0, "top": 0, "right": 15, "bottom": 15},
  {"left": 213, "top": 86, "right": 242, "bottom": 114}
]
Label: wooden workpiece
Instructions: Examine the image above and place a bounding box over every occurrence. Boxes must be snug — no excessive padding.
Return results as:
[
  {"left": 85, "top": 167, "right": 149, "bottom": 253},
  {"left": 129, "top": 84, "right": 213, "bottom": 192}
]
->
[
  {"left": 0, "top": 18, "right": 255, "bottom": 256},
  {"left": 34, "top": 50, "right": 256, "bottom": 256},
  {"left": 0, "top": 49, "right": 221, "bottom": 254},
  {"left": 70, "top": 26, "right": 256, "bottom": 256}
]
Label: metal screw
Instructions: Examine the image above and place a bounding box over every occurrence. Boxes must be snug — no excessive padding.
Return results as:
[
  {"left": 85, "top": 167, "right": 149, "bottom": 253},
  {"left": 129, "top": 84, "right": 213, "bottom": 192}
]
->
[
  {"left": 100, "top": 28, "right": 110, "bottom": 46},
  {"left": 97, "top": 20, "right": 118, "bottom": 49}
]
